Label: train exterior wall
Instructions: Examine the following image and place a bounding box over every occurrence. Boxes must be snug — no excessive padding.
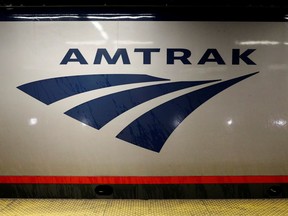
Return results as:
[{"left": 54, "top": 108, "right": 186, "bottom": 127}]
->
[{"left": 0, "top": 12, "right": 288, "bottom": 198}]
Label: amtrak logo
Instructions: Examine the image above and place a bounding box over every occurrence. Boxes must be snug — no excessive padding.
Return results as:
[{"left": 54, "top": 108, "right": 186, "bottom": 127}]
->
[{"left": 17, "top": 72, "right": 258, "bottom": 152}]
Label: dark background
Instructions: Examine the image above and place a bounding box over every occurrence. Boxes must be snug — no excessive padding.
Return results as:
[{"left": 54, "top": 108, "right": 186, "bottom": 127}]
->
[
  {"left": 1, "top": 0, "right": 288, "bottom": 21},
  {"left": 0, "top": 0, "right": 287, "bottom": 8}
]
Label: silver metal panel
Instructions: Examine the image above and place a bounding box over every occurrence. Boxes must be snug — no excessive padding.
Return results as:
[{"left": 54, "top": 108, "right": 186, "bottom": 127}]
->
[{"left": 0, "top": 21, "right": 287, "bottom": 176}]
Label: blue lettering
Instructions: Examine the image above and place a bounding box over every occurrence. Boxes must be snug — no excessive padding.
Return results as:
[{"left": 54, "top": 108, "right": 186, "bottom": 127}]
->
[
  {"left": 94, "top": 48, "right": 130, "bottom": 64},
  {"left": 167, "top": 48, "right": 191, "bottom": 64},
  {"left": 60, "top": 48, "right": 256, "bottom": 66},
  {"left": 232, "top": 49, "right": 256, "bottom": 65},
  {"left": 198, "top": 49, "right": 226, "bottom": 65},
  {"left": 134, "top": 48, "right": 160, "bottom": 64},
  {"left": 60, "top": 48, "right": 88, "bottom": 65}
]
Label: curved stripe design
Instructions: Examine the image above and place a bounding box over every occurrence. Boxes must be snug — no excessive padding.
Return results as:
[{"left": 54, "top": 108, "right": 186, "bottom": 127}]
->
[
  {"left": 17, "top": 74, "right": 168, "bottom": 105},
  {"left": 117, "top": 72, "right": 259, "bottom": 152},
  {"left": 64, "top": 80, "right": 220, "bottom": 129}
]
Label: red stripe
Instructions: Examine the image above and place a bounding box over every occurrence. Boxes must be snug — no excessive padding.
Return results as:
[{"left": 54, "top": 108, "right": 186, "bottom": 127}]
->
[{"left": 1, "top": 176, "right": 288, "bottom": 184}]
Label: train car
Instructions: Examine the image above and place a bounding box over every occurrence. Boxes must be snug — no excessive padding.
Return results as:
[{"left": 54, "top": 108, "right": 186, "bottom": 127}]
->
[{"left": 0, "top": 5, "right": 288, "bottom": 199}]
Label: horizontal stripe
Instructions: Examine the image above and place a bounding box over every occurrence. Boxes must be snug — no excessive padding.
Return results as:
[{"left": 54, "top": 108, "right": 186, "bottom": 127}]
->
[
  {"left": 1, "top": 176, "right": 288, "bottom": 184},
  {"left": 17, "top": 74, "right": 167, "bottom": 105},
  {"left": 117, "top": 72, "right": 258, "bottom": 152},
  {"left": 65, "top": 80, "right": 218, "bottom": 130}
]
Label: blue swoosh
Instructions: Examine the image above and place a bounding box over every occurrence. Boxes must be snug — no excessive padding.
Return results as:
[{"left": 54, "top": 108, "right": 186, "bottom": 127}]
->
[
  {"left": 116, "top": 72, "right": 259, "bottom": 152},
  {"left": 17, "top": 74, "right": 168, "bottom": 105},
  {"left": 65, "top": 80, "right": 220, "bottom": 129}
]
